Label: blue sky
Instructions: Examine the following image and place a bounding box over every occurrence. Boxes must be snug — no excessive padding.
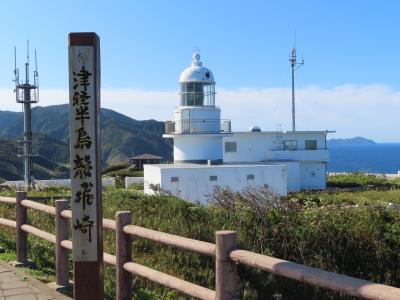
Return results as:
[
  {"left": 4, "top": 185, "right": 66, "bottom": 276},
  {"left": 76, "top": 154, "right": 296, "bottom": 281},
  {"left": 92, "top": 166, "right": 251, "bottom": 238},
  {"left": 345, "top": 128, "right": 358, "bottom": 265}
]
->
[{"left": 0, "top": 1, "right": 400, "bottom": 141}]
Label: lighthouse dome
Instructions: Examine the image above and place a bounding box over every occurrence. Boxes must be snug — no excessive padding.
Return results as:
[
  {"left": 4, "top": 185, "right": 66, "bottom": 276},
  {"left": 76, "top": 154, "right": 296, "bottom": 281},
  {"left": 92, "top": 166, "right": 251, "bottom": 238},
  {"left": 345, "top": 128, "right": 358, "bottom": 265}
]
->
[
  {"left": 179, "top": 53, "right": 216, "bottom": 107},
  {"left": 179, "top": 53, "right": 214, "bottom": 83}
]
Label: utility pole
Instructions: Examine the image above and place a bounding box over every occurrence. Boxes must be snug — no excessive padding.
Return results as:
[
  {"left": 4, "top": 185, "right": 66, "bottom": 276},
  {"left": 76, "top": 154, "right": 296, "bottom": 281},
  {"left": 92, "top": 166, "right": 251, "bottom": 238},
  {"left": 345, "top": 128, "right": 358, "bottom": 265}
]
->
[
  {"left": 289, "top": 47, "right": 304, "bottom": 132},
  {"left": 14, "top": 41, "right": 39, "bottom": 188}
]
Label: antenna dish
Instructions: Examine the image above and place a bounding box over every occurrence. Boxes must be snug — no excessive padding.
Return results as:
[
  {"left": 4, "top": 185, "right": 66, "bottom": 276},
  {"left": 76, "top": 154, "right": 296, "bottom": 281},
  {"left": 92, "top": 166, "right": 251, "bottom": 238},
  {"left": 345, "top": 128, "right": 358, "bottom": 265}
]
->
[{"left": 249, "top": 125, "right": 261, "bottom": 132}]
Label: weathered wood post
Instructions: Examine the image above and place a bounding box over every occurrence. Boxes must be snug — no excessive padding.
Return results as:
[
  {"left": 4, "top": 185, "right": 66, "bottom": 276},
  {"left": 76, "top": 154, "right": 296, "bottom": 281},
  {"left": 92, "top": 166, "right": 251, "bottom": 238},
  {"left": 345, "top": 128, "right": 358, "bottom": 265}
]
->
[
  {"left": 16, "top": 191, "right": 28, "bottom": 264},
  {"left": 215, "top": 230, "right": 237, "bottom": 300},
  {"left": 69, "top": 32, "right": 104, "bottom": 299},
  {"left": 55, "top": 199, "right": 69, "bottom": 286},
  {"left": 116, "top": 211, "right": 133, "bottom": 300}
]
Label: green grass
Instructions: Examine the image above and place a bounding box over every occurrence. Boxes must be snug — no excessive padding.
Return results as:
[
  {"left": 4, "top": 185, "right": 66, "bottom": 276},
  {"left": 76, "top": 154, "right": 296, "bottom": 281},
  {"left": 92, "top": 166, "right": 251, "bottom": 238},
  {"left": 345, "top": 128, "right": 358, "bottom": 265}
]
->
[
  {"left": 291, "top": 189, "right": 400, "bottom": 206},
  {"left": 327, "top": 173, "right": 400, "bottom": 189},
  {"left": 102, "top": 165, "right": 144, "bottom": 178},
  {"left": 0, "top": 174, "right": 399, "bottom": 299}
]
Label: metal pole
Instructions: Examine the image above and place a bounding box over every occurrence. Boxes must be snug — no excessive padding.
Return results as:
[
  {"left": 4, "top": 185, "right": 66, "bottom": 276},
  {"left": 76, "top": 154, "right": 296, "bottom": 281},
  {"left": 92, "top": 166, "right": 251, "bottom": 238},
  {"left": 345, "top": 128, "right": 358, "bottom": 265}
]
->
[
  {"left": 23, "top": 99, "right": 32, "bottom": 187},
  {"left": 14, "top": 41, "right": 39, "bottom": 189},
  {"left": 291, "top": 55, "right": 295, "bottom": 132},
  {"left": 289, "top": 47, "right": 303, "bottom": 132}
]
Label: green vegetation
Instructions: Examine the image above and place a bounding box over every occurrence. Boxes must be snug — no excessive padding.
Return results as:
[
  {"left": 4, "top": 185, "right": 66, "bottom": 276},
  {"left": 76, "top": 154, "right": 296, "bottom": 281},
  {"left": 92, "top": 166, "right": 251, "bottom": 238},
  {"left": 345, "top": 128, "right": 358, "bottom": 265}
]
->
[
  {"left": 103, "top": 166, "right": 144, "bottom": 178},
  {"left": 0, "top": 138, "right": 69, "bottom": 181},
  {"left": 327, "top": 173, "right": 400, "bottom": 189},
  {"left": 0, "top": 105, "right": 172, "bottom": 170},
  {"left": 102, "top": 163, "right": 132, "bottom": 175},
  {"left": 0, "top": 174, "right": 399, "bottom": 299}
]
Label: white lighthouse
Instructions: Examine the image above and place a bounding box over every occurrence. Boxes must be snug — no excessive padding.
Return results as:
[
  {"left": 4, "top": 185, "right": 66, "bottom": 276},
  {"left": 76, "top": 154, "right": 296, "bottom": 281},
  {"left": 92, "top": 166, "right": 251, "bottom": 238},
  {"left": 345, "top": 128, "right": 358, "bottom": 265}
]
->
[
  {"left": 164, "top": 52, "right": 231, "bottom": 164},
  {"left": 144, "top": 52, "right": 333, "bottom": 204}
]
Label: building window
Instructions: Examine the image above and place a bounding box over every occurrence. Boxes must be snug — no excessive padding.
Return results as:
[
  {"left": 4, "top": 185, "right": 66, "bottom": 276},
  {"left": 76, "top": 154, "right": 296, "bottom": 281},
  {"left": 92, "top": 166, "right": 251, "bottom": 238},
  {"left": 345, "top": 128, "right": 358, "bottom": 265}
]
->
[
  {"left": 180, "top": 82, "right": 215, "bottom": 107},
  {"left": 210, "top": 175, "right": 218, "bottom": 182},
  {"left": 171, "top": 177, "right": 179, "bottom": 183},
  {"left": 305, "top": 140, "right": 317, "bottom": 150},
  {"left": 247, "top": 174, "right": 255, "bottom": 180},
  {"left": 225, "top": 141, "right": 237, "bottom": 153},
  {"left": 283, "top": 140, "right": 297, "bottom": 150}
]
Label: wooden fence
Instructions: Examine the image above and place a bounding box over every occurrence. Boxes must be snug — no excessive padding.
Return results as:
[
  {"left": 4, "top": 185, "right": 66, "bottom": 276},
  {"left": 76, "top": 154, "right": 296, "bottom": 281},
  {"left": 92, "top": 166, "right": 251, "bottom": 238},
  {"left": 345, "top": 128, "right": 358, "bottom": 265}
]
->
[{"left": 0, "top": 192, "right": 400, "bottom": 300}]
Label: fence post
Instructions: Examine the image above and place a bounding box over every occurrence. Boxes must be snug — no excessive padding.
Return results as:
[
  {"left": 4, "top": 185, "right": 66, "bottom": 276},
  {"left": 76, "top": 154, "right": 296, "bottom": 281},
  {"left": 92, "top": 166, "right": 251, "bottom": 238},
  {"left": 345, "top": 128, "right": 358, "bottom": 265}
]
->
[
  {"left": 215, "top": 230, "right": 237, "bottom": 300},
  {"left": 16, "top": 191, "right": 28, "bottom": 264},
  {"left": 55, "top": 199, "right": 69, "bottom": 286},
  {"left": 116, "top": 211, "right": 133, "bottom": 300}
]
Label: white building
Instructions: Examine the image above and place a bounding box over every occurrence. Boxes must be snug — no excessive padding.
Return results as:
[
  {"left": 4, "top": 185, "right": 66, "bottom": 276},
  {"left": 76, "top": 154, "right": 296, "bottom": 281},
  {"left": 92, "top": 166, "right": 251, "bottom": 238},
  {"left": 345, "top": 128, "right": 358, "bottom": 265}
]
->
[{"left": 144, "top": 53, "right": 333, "bottom": 204}]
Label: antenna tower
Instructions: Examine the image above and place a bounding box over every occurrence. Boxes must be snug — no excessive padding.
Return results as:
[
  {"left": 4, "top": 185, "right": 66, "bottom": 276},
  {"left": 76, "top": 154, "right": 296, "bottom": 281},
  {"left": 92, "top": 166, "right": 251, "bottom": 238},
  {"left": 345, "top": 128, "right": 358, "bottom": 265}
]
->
[
  {"left": 13, "top": 41, "right": 39, "bottom": 188},
  {"left": 289, "top": 46, "right": 304, "bottom": 131}
]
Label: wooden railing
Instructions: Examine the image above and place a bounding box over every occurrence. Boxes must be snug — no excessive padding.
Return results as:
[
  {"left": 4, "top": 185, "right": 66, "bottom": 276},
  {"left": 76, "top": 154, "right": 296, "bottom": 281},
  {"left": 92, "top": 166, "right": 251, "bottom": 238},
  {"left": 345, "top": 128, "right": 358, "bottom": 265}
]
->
[{"left": 0, "top": 192, "right": 400, "bottom": 300}]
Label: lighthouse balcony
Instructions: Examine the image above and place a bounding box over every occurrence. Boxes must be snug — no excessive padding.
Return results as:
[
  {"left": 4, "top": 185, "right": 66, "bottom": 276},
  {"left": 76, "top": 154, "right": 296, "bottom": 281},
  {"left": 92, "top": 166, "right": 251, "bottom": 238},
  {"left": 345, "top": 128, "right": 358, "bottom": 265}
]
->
[{"left": 165, "top": 119, "right": 231, "bottom": 134}]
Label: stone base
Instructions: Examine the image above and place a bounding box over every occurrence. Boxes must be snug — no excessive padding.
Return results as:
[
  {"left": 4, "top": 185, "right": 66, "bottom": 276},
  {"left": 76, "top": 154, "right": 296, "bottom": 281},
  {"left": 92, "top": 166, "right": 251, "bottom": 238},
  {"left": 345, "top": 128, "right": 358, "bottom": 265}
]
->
[
  {"left": 47, "top": 280, "right": 73, "bottom": 298},
  {"left": 9, "top": 259, "right": 35, "bottom": 268},
  {"left": 47, "top": 280, "right": 73, "bottom": 289}
]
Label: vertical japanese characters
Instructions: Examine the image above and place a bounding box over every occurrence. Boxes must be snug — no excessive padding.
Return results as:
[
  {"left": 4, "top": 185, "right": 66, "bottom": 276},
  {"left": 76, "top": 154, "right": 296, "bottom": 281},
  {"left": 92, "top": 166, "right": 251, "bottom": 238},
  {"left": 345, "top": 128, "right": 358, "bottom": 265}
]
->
[{"left": 69, "top": 47, "right": 98, "bottom": 261}]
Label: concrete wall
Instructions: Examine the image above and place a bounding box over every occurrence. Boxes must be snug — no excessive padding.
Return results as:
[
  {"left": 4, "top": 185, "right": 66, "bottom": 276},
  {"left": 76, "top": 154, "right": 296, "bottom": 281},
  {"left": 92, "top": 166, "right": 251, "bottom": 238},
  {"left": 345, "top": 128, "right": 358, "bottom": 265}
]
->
[
  {"left": 269, "top": 149, "right": 329, "bottom": 162},
  {"left": 300, "top": 162, "right": 326, "bottom": 189},
  {"left": 269, "top": 161, "right": 301, "bottom": 192},
  {"left": 223, "top": 132, "right": 275, "bottom": 163},
  {"left": 281, "top": 132, "right": 326, "bottom": 150},
  {"left": 144, "top": 164, "right": 287, "bottom": 205},
  {"left": 223, "top": 131, "right": 327, "bottom": 163},
  {"left": 1, "top": 178, "right": 115, "bottom": 189},
  {"left": 144, "top": 165, "right": 162, "bottom": 193},
  {"left": 173, "top": 135, "right": 223, "bottom": 162},
  {"left": 125, "top": 177, "right": 144, "bottom": 189}
]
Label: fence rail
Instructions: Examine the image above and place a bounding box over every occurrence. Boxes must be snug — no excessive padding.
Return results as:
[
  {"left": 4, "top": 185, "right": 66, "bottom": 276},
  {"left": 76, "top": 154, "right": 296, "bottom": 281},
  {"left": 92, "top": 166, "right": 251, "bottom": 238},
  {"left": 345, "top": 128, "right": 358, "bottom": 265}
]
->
[{"left": 0, "top": 192, "right": 400, "bottom": 300}]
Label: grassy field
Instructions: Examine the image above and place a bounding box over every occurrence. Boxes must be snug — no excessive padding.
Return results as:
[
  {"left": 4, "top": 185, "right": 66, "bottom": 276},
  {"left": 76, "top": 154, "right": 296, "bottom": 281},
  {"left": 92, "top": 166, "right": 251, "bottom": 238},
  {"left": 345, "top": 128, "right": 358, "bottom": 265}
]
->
[{"left": 0, "top": 173, "right": 399, "bottom": 299}]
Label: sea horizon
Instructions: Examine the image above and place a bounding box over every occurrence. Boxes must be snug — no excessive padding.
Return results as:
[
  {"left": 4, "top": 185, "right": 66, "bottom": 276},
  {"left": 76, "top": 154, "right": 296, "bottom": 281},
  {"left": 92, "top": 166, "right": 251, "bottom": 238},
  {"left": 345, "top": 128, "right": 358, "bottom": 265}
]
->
[{"left": 328, "top": 143, "right": 400, "bottom": 174}]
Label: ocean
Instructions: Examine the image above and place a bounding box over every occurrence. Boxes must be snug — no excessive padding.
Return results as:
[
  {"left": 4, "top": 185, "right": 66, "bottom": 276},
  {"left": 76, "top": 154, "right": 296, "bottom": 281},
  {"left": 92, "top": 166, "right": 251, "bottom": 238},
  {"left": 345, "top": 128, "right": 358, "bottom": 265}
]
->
[{"left": 328, "top": 144, "right": 400, "bottom": 174}]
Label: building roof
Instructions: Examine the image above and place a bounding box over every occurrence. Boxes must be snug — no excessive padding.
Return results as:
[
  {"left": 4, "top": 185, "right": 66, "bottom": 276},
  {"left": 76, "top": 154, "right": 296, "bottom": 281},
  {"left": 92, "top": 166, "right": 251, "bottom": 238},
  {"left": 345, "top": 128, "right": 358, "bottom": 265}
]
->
[
  {"left": 129, "top": 153, "right": 162, "bottom": 160},
  {"left": 179, "top": 53, "right": 215, "bottom": 83},
  {"left": 144, "top": 162, "right": 287, "bottom": 169},
  {"left": 231, "top": 130, "right": 336, "bottom": 135}
]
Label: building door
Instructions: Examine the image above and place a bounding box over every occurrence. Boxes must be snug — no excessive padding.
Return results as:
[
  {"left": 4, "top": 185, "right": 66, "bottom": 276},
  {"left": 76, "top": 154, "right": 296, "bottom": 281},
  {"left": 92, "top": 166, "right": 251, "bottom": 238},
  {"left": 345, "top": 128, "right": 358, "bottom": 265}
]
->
[{"left": 181, "top": 109, "right": 190, "bottom": 133}]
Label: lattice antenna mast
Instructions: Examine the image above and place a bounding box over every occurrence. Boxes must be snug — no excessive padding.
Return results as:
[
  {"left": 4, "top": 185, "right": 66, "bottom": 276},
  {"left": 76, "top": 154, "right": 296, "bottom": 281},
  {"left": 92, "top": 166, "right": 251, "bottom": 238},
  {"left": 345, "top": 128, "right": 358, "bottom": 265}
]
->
[
  {"left": 14, "top": 41, "right": 39, "bottom": 188},
  {"left": 289, "top": 46, "right": 304, "bottom": 132}
]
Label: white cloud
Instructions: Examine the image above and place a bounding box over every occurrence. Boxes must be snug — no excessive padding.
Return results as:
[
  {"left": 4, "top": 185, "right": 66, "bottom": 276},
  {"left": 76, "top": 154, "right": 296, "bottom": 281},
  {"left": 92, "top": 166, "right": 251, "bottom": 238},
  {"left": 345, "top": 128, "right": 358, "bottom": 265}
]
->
[{"left": 1, "top": 84, "right": 399, "bottom": 142}]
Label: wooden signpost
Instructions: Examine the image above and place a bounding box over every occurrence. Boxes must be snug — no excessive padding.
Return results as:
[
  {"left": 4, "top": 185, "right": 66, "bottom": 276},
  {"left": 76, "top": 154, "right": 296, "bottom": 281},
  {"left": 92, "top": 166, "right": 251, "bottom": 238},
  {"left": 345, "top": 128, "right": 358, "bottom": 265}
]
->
[{"left": 68, "top": 32, "right": 103, "bottom": 300}]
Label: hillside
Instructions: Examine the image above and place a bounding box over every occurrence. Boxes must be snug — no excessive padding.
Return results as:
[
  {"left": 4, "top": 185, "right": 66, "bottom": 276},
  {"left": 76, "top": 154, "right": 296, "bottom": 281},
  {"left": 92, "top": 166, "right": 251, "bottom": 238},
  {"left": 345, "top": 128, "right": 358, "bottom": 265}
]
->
[
  {"left": 0, "top": 136, "right": 70, "bottom": 181},
  {"left": 0, "top": 104, "right": 172, "bottom": 163},
  {"left": 328, "top": 136, "right": 376, "bottom": 147},
  {"left": 0, "top": 104, "right": 172, "bottom": 180}
]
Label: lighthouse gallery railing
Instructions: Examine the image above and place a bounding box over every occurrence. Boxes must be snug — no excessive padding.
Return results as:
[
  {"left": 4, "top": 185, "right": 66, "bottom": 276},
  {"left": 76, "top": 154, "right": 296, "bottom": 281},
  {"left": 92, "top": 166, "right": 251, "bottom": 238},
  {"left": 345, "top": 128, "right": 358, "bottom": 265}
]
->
[{"left": 165, "top": 119, "right": 231, "bottom": 134}]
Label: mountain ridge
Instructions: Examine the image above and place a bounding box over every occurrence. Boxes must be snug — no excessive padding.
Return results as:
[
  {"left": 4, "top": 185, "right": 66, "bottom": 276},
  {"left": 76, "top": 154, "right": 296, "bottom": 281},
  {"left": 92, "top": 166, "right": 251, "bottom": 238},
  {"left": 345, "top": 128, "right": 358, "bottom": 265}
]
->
[
  {"left": 0, "top": 104, "right": 172, "bottom": 180},
  {"left": 327, "top": 137, "right": 376, "bottom": 147}
]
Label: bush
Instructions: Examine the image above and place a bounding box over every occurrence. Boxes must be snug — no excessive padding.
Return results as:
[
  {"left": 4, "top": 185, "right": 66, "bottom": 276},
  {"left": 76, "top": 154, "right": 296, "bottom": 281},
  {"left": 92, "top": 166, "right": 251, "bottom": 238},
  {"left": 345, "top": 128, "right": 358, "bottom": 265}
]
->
[
  {"left": 327, "top": 173, "right": 400, "bottom": 189},
  {"left": 102, "top": 163, "right": 131, "bottom": 175},
  {"left": 0, "top": 187, "right": 399, "bottom": 299}
]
